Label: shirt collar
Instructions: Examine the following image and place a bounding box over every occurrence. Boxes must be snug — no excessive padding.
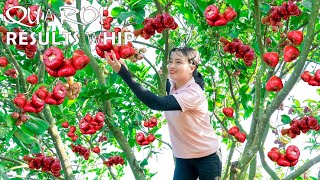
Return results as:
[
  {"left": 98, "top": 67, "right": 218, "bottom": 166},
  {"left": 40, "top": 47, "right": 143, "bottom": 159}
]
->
[{"left": 170, "top": 77, "right": 195, "bottom": 93}]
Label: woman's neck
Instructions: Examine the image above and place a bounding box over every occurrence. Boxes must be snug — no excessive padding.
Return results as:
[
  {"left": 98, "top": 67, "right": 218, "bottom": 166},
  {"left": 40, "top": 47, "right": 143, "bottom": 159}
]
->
[{"left": 174, "top": 77, "right": 192, "bottom": 90}]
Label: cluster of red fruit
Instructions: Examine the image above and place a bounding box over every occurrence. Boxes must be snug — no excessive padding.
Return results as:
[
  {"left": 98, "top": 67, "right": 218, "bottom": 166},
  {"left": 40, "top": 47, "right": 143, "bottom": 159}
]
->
[
  {"left": 23, "top": 154, "right": 61, "bottom": 177},
  {"left": 3, "top": 1, "right": 42, "bottom": 27},
  {"left": 133, "top": 12, "right": 178, "bottom": 40},
  {"left": 79, "top": 112, "right": 105, "bottom": 135},
  {"left": 135, "top": 132, "right": 156, "bottom": 146},
  {"left": 281, "top": 116, "right": 320, "bottom": 139},
  {"left": 228, "top": 126, "right": 246, "bottom": 143},
  {"left": 11, "top": 112, "right": 29, "bottom": 126},
  {"left": 100, "top": 10, "right": 113, "bottom": 30},
  {"left": 261, "top": 1, "right": 301, "bottom": 27},
  {"left": 266, "top": 76, "right": 283, "bottom": 92},
  {"left": 222, "top": 107, "right": 234, "bottom": 118},
  {"left": 103, "top": 156, "right": 125, "bottom": 167},
  {"left": 2, "top": 28, "right": 38, "bottom": 59},
  {"left": 1, "top": 56, "right": 14, "bottom": 77},
  {"left": 95, "top": 31, "right": 135, "bottom": 60},
  {"left": 4, "top": 68, "right": 17, "bottom": 79},
  {"left": 267, "top": 145, "right": 300, "bottom": 167},
  {"left": 62, "top": 122, "right": 79, "bottom": 142},
  {"left": 263, "top": 30, "right": 303, "bottom": 68},
  {"left": 70, "top": 144, "right": 90, "bottom": 160},
  {"left": 220, "top": 37, "right": 255, "bottom": 66},
  {"left": 300, "top": 70, "right": 320, "bottom": 86},
  {"left": 143, "top": 117, "right": 158, "bottom": 128},
  {"left": 205, "top": 5, "right": 237, "bottom": 26},
  {"left": 44, "top": 47, "right": 90, "bottom": 77}
]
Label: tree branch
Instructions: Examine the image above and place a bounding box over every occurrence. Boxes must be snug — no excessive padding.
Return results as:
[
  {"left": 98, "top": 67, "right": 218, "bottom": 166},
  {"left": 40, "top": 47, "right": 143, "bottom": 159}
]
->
[{"left": 283, "top": 155, "right": 320, "bottom": 180}]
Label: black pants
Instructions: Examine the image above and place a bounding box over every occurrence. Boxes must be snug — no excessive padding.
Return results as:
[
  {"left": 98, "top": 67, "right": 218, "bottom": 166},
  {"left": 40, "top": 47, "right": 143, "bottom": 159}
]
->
[{"left": 173, "top": 149, "right": 222, "bottom": 180}]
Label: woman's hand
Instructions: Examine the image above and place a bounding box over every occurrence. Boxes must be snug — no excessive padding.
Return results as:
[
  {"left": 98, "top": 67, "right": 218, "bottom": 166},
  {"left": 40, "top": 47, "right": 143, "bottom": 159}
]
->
[{"left": 105, "top": 50, "right": 128, "bottom": 73}]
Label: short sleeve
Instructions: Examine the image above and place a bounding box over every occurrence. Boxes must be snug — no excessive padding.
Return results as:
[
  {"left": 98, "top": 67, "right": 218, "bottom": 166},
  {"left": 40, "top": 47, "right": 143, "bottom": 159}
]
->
[{"left": 172, "top": 84, "right": 204, "bottom": 112}]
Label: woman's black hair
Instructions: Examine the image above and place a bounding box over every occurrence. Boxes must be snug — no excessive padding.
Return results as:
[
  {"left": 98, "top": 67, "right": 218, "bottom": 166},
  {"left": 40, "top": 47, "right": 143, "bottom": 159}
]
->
[{"left": 169, "top": 47, "right": 205, "bottom": 90}]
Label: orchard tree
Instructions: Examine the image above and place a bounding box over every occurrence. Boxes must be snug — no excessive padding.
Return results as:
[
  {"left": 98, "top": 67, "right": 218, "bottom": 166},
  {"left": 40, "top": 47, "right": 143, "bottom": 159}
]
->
[{"left": 0, "top": 0, "right": 319, "bottom": 180}]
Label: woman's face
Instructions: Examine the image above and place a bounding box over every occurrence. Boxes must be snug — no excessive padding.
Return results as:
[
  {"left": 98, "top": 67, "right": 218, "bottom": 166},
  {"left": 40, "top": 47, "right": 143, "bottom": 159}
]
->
[{"left": 167, "top": 51, "right": 195, "bottom": 82}]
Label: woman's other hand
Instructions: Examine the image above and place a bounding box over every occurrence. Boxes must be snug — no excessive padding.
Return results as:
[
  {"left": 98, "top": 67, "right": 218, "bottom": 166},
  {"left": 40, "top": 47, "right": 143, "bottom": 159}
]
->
[{"left": 105, "top": 50, "right": 128, "bottom": 73}]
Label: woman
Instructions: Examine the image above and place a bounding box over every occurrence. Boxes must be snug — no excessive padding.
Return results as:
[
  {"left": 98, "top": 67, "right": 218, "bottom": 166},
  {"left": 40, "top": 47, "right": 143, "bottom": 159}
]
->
[{"left": 106, "top": 47, "right": 221, "bottom": 180}]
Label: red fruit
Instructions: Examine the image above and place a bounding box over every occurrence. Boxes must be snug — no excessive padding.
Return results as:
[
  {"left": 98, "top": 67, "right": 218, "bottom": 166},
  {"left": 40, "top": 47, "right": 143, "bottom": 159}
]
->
[
  {"left": 268, "top": 148, "right": 280, "bottom": 162},
  {"left": 214, "top": 14, "right": 228, "bottom": 26},
  {"left": 23, "top": 155, "right": 33, "bottom": 162},
  {"left": 141, "top": 139, "right": 150, "bottom": 146},
  {"left": 286, "top": 145, "right": 300, "bottom": 161},
  {"left": 136, "top": 132, "right": 145, "bottom": 143},
  {"left": 23, "top": 101, "right": 36, "bottom": 113},
  {"left": 69, "top": 126, "right": 76, "bottom": 132},
  {"left": 84, "top": 114, "right": 93, "bottom": 122},
  {"left": 307, "top": 116, "right": 318, "bottom": 130},
  {"left": 238, "top": 45, "right": 251, "bottom": 56},
  {"left": 57, "top": 59, "right": 76, "bottom": 77},
  {"left": 35, "top": 86, "right": 48, "bottom": 100},
  {"left": 288, "top": 129, "right": 297, "bottom": 138},
  {"left": 290, "top": 159, "right": 298, "bottom": 166},
  {"left": 314, "top": 70, "right": 320, "bottom": 82},
  {"left": 45, "top": 66, "right": 58, "bottom": 77},
  {"left": 277, "top": 154, "right": 291, "bottom": 167},
  {"left": 14, "top": 94, "right": 26, "bottom": 108},
  {"left": 308, "top": 77, "right": 319, "bottom": 86},
  {"left": 44, "top": 93, "right": 57, "bottom": 105},
  {"left": 67, "top": 131, "right": 75, "bottom": 137},
  {"left": 300, "top": 71, "right": 311, "bottom": 82},
  {"left": 80, "top": 122, "right": 90, "bottom": 131},
  {"left": 62, "top": 122, "right": 69, "bottom": 128},
  {"left": 219, "top": 37, "right": 230, "bottom": 45},
  {"left": 228, "top": 126, "right": 239, "bottom": 136},
  {"left": 287, "top": 1, "right": 301, "bottom": 16},
  {"left": 94, "top": 112, "right": 105, "bottom": 123},
  {"left": 147, "top": 134, "right": 156, "bottom": 142},
  {"left": 281, "top": 128, "right": 289, "bottom": 136},
  {"left": 284, "top": 46, "right": 300, "bottom": 62},
  {"left": 51, "top": 160, "right": 61, "bottom": 172},
  {"left": 143, "top": 121, "right": 150, "bottom": 127},
  {"left": 223, "top": 7, "right": 237, "bottom": 21},
  {"left": 206, "top": 18, "right": 215, "bottom": 26},
  {"left": 205, "top": 5, "right": 219, "bottom": 21},
  {"left": 71, "top": 50, "right": 90, "bottom": 70},
  {"left": 223, "top": 107, "right": 234, "bottom": 117},
  {"left": 287, "top": 30, "right": 303, "bottom": 45},
  {"left": 43, "top": 47, "right": 64, "bottom": 70},
  {"left": 263, "top": 52, "right": 279, "bottom": 68},
  {"left": 266, "top": 76, "right": 283, "bottom": 92},
  {"left": 26, "top": 74, "right": 38, "bottom": 85},
  {"left": 234, "top": 132, "right": 246, "bottom": 143},
  {"left": 162, "top": 12, "right": 174, "bottom": 28},
  {"left": 119, "top": 46, "right": 135, "bottom": 59},
  {"left": 0, "top": 57, "right": 8, "bottom": 67},
  {"left": 52, "top": 84, "right": 67, "bottom": 100},
  {"left": 92, "top": 147, "right": 100, "bottom": 154},
  {"left": 11, "top": 112, "right": 20, "bottom": 119},
  {"left": 150, "top": 117, "right": 158, "bottom": 126},
  {"left": 71, "top": 135, "right": 78, "bottom": 141},
  {"left": 31, "top": 94, "right": 44, "bottom": 108}
]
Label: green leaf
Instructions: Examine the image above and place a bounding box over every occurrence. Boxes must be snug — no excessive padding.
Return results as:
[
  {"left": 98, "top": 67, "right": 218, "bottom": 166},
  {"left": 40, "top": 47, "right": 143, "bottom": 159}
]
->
[
  {"left": 227, "top": 0, "right": 242, "bottom": 10},
  {"left": 111, "top": 7, "right": 126, "bottom": 17},
  {"left": 119, "top": 11, "right": 136, "bottom": 21},
  {"left": 281, "top": 115, "right": 291, "bottom": 124},
  {"left": 293, "top": 99, "right": 300, "bottom": 108},
  {"left": 5, "top": 126, "right": 16, "bottom": 145},
  {"left": 22, "top": 118, "right": 48, "bottom": 135},
  {"left": 0, "top": 169, "right": 9, "bottom": 180},
  {"left": 259, "top": 3, "right": 271, "bottom": 13},
  {"left": 0, "top": 126, "right": 10, "bottom": 138},
  {"left": 14, "top": 128, "right": 36, "bottom": 144},
  {"left": 300, "top": 0, "right": 312, "bottom": 11},
  {"left": 49, "top": 0, "right": 65, "bottom": 13},
  {"left": 178, "top": 6, "right": 199, "bottom": 25},
  {"left": 31, "top": 142, "right": 41, "bottom": 154},
  {"left": 139, "top": 158, "right": 148, "bottom": 167}
]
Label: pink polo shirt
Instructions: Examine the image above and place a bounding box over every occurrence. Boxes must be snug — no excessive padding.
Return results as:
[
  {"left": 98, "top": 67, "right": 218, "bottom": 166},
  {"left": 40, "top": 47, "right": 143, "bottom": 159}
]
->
[{"left": 164, "top": 77, "right": 220, "bottom": 159}]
